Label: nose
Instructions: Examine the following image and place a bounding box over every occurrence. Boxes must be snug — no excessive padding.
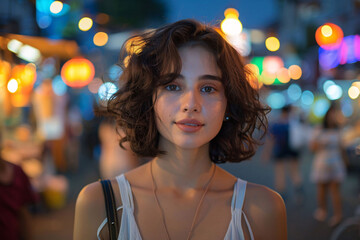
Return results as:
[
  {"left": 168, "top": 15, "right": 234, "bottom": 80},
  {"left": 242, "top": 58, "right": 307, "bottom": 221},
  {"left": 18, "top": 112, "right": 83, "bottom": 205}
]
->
[{"left": 182, "top": 89, "right": 201, "bottom": 113}]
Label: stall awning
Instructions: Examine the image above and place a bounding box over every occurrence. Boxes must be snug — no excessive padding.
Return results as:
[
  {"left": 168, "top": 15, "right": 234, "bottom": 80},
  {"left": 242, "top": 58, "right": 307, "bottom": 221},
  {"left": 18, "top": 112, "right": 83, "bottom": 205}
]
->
[{"left": 4, "top": 33, "right": 79, "bottom": 59}]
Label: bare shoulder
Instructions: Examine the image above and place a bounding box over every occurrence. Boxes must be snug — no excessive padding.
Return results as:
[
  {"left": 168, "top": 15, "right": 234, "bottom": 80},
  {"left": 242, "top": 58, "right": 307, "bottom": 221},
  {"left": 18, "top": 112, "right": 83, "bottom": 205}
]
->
[
  {"left": 244, "top": 182, "right": 287, "bottom": 240},
  {"left": 74, "top": 179, "right": 122, "bottom": 240},
  {"left": 74, "top": 181, "right": 105, "bottom": 240}
]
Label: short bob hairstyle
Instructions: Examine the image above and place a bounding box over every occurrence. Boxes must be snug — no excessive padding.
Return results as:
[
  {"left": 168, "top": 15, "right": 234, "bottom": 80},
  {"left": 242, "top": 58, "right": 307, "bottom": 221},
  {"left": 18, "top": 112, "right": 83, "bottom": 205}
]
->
[{"left": 106, "top": 19, "right": 270, "bottom": 163}]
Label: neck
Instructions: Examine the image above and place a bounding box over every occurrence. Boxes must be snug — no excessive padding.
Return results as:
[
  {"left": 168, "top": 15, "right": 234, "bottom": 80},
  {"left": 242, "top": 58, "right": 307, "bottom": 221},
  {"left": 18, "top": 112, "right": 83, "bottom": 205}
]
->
[{"left": 152, "top": 144, "right": 214, "bottom": 190}]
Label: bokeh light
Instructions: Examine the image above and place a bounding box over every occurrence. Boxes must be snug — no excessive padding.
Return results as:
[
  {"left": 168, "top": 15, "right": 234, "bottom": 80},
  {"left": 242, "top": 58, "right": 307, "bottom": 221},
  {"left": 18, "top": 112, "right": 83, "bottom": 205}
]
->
[
  {"left": 50, "top": 1, "right": 63, "bottom": 14},
  {"left": 266, "top": 92, "right": 286, "bottom": 109},
  {"left": 260, "top": 72, "right": 275, "bottom": 85},
  {"left": 7, "top": 78, "right": 19, "bottom": 93},
  {"left": 88, "top": 77, "right": 103, "bottom": 94},
  {"left": 315, "top": 23, "right": 344, "bottom": 50},
  {"left": 11, "top": 64, "right": 37, "bottom": 92},
  {"left": 78, "top": 17, "right": 93, "bottom": 31},
  {"left": 7, "top": 39, "right": 23, "bottom": 53},
  {"left": 263, "top": 56, "right": 284, "bottom": 75},
  {"left": 325, "top": 84, "right": 343, "bottom": 100},
  {"left": 98, "top": 82, "right": 118, "bottom": 100},
  {"left": 61, "top": 58, "right": 95, "bottom": 88},
  {"left": 265, "top": 36, "right": 280, "bottom": 52},
  {"left": 245, "top": 64, "right": 262, "bottom": 89},
  {"left": 37, "top": 15, "right": 52, "bottom": 29},
  {"left": 108, "top": 64, "right": 122, "bottom": 80},
  {"left": 224, "top": 8, "right": 239, "bottom": 18},
  {"left": 221, "top": 8, "right": 242, "bottom": 36},
  {"left": 323, "top": 80, "right": 335, "bottom": 92},
  {"left": 276, "top": 67, "right": 290, "bottom": 83},
  {"left": 313, "top": 98, "right": 330, "bottom": 117},
  {"left": 288, "top": 65, "right": 302, "bottom": 80},
  {"left": 287, "top": 83, "right": 302, "bottom": 102},
  {"left": 93, "top": 32, "right": 108, "bottom": 46},
  {"left": 301, "top": 90, "right": 314, "bottom": 105},
  {"left": 17, "top": 45, "right": 42, "bottom": 63},
  {"left": 348, "top": 85, "right": 360, "bottom": 99}
]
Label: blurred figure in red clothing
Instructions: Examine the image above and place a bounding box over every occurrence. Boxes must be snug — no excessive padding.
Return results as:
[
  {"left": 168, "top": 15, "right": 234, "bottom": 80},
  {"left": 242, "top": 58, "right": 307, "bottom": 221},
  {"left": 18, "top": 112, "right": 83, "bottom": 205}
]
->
[{"left": 0, "top": 131, "right": 38, "bottom": 240}]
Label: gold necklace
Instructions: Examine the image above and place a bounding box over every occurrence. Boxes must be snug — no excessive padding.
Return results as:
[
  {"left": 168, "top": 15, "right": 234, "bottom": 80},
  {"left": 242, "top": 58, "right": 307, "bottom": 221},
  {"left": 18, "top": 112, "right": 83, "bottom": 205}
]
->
[{"left": 150, "top": 160, "right": 216, "bottom": 240}]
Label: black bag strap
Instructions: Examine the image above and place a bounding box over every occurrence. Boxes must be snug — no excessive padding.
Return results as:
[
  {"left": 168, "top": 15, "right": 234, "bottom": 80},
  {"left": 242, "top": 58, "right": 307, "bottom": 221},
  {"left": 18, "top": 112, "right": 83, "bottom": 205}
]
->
[{"left": 100, "top": 179, "right": 119, "bottom": 240}]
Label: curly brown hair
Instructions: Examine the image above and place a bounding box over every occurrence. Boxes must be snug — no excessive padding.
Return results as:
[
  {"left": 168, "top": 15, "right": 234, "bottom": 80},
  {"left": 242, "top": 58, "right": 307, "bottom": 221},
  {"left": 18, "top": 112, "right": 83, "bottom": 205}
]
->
[{"left": 105, "top": 19, "right": 270, "bottom": 163}]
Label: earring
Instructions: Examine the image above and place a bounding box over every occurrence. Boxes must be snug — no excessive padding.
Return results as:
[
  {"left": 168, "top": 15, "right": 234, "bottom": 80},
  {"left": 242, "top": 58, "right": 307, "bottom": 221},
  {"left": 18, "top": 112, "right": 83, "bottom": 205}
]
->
[{"left": 224, "top": 115, "right": 230, "bottom": 121}]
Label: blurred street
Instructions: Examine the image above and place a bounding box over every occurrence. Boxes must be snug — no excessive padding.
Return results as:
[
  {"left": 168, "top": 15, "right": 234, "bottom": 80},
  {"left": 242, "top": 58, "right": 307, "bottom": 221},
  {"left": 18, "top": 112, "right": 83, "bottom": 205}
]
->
[
  {"left": 32, "top": 146, "right": 359, "bottom": 240},
  {"left": 1, "top": 0, "right": 360, "bottom": 239}
]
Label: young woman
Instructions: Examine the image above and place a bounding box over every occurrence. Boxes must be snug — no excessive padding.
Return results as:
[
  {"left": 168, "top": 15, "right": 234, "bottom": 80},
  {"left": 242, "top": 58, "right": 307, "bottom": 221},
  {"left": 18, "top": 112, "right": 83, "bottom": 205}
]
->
[
  {"left": 310, "top": 104, "right": 346, "bottom": 227},
  {"left": 74, "top": 19, "right": 287, "bottom": 240}
]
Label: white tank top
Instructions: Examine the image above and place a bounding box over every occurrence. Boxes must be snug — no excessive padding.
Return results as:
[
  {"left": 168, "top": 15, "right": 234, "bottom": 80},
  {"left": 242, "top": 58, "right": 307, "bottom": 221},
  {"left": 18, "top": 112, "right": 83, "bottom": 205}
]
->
[{"left": 97, "top": 174, "right": 254, "bottom": 240}]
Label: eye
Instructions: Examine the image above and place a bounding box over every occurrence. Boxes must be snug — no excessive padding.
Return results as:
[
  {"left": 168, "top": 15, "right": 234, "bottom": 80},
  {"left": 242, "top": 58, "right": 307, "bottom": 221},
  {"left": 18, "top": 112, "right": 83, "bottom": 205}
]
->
[
  {"left": 165, "top": 84, "right": 180, "bottom": 91},
  {"left": 201, "top": 86, "right": 216, "bottom": 93}
]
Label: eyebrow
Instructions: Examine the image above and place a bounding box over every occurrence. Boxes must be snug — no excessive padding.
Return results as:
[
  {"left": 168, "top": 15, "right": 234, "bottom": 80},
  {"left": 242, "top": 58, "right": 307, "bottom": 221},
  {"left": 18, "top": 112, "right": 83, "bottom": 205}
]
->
[{"left": 177, "top": 74, "right": 222, "bottom": 81}]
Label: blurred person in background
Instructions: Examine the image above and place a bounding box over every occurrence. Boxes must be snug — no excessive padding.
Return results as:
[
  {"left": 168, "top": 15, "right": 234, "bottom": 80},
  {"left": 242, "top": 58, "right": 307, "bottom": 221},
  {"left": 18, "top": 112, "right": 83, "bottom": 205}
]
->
[
  {"left": 262, "top": 105, "right": 304, "bottom": 204},
  {"left": 309, "top": 104, "right": 347, "bottom": 227},
  {"left": 98, "top": 118, "right": 142, "bottom": 179},
  {"left": 74, "top": 19, "right": 287, "bottom": 240},
  {"left": 0, "top": 131, "right": 38, "bottom": 240}
]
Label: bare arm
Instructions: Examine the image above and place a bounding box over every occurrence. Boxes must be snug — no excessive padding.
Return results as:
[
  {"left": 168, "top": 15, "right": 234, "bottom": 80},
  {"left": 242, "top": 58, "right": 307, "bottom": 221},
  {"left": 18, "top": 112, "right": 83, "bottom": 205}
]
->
[
  {"left": 73, "top": 182, "right": 106, "bottom": 240},
  {"left": 245, "top": 183, "right": 287, "bottom": 240}
]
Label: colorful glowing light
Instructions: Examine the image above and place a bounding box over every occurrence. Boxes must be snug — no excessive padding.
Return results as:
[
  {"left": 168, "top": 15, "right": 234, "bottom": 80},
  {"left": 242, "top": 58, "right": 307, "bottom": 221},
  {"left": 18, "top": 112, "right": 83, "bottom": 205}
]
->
[
  {"left": 7, "top": 79, "right": 19, "bottom": 93},
  {"left": 315, "top": 23, "right": 343, "bottom": 50},
  {"left": 221, "top": 8, "right": 242, "bottom": 36},
  {"left": 78, "top": 17, "right": 93, "bottom": 31},
  {"left": 287, "top": 84, "right": 302, "bottom": 102},
  {"left": 50, "top": 1, "right": 63, "bottom": 14},
  {"left": 245, "top": 64, "right": 262, "bottom": 89},
  {"left": 60, "top": 58, "right": 95, "bottom": 88},
  {"left": 301, "top": 90, "right": 314, "bottom": 105},
  {"left": 263, "top": 56, "right": 284, "bottom": 75},
  {"left": 11, "top": 64, "right": 37, "bottom": 92},
  {"left": 98, "top": 82, "right": 118, "bottom": 100},
  {"left": 93, "top": 32, "right": 108, "bottom": 46},
  {"left": 276, "top": 67, "right": 290, "bottom": 84},
  {"left": 265, "top": 37, "right": 280, "bottom": 52},
  {"left": 348, "top": 86, "right": 360, "bottom": 99},
  {"left": 325, "top": 84, "right": 343, "bottom": 100},
  {"left": 288, "top": 65, "right": 302, "bottom": 80},
  {"left": 266, "top": 92, "right": 286, "bottom": 109}
]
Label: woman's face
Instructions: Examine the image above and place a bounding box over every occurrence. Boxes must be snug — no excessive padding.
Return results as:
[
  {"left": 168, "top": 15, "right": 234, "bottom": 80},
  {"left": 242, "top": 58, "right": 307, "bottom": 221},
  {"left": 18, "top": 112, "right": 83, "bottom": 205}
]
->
[{"left": 153, "top": 45, "right": 227, "bottom": 150}]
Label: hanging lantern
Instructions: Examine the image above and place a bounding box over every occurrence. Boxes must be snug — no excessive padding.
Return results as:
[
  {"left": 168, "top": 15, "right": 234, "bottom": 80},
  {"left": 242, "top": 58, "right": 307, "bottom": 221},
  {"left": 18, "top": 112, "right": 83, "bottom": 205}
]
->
[
  {"left": 61, "top": 58, "right": 95, "bottom": 88},
  {"left": 315, "top": 23, "right": 344, "bottom": 50}
]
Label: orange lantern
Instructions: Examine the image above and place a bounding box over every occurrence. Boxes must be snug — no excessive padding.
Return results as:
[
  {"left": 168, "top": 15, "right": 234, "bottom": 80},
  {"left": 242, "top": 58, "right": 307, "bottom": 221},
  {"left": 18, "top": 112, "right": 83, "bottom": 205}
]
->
[
  {"left": 61, "top": 58, "right": 95, "bottom": 88},
  {"left": 11, "top": 63, "right": 37, "bottom": 93},
  {"left": 315, "top": 23, "right": 343, "bottom": 50}
]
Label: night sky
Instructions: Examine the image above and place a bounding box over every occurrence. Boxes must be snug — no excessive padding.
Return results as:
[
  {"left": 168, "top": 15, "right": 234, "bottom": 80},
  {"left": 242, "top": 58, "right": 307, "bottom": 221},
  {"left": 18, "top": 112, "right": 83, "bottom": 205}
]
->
[{"left": 163, "top": 0, "right": 280, "bottom": 28}]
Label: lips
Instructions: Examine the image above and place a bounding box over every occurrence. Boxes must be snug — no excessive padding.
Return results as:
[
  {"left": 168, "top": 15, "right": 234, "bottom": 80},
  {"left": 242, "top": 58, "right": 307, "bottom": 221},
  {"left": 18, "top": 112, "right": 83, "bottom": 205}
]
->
[{"left": 175, "top": 119, "right": 204, "bottom": 133}]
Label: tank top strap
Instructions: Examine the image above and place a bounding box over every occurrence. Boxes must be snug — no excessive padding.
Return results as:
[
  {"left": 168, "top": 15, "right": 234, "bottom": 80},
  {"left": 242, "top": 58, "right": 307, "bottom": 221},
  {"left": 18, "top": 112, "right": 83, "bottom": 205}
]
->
[
  {"left": 116, "top": 174, "right": 134, "bottom": 211},
  {"left": 231, "top": 178, "right": 247, "bottom": 211}
]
